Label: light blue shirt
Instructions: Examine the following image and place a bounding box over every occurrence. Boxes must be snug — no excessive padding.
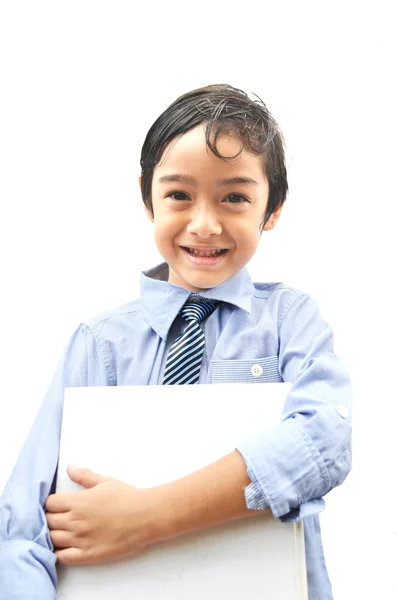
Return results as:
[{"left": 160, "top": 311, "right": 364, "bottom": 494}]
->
[{"left": 0, "top": 263, "right": 352, "bottom": 600}]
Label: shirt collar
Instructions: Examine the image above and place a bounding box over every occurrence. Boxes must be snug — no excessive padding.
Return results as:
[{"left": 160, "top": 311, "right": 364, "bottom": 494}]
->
[{"left": 140, "top": 262, "right": 255, "bottom": 340}]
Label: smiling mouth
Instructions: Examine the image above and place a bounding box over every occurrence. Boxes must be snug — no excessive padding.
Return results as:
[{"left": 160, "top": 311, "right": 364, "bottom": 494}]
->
[{"left": 182, "top": 247, "right": 228, "bottom": 257}]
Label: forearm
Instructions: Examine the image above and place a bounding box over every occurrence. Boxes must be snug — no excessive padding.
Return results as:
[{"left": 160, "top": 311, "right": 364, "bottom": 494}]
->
[{"left": 147, "top": 450, "right": 269, "bottom": 544}]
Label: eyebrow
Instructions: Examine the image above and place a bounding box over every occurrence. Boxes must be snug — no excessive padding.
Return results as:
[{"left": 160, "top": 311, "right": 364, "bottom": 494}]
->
[{"left": 157, "top": 174, "right": 259, "bottom": 187}]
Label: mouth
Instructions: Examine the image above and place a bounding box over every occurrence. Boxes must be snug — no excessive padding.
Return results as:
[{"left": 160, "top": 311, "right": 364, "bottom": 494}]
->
[
  {"left": 181, "top": 246, "right": 228, "bottom": 258},
  {"left": 180, "top": 246, "right": 229, "bottom": 265}
]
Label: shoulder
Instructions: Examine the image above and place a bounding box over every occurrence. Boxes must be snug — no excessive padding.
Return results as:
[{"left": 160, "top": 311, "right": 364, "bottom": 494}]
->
[
  {"left": 253, "top": 280, "right": 307, "bottom": 306},
  {"left": 81, "top": 298, "right": 143, "bottom": 332},
  {"left": 252, "top": 281, "right": 317, "bottom": 327}
]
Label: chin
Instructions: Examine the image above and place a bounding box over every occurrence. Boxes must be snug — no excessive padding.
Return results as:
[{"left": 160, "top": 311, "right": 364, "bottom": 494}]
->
[
  {"left": 168, "top": 264, "right": 234, "bottom": 291},
  {"left": 187, "top": 275, "right": 229, "bottom": 290}
]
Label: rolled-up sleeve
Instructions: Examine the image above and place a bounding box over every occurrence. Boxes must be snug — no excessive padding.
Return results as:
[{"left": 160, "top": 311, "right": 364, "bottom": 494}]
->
[
  {"left": 237, "top": 292, "right": 352, "bottom": 520},
  {"left": 0, "top": 324, "right": 110, "bottom": 600}
]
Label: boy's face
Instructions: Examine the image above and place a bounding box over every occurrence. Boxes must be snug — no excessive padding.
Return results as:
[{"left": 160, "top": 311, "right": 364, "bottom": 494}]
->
[{"left": 146, "top": 124, "right": 281, "bottom": 291}]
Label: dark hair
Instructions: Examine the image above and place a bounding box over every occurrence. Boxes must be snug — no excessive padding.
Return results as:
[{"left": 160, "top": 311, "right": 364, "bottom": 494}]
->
[{"left": 140, "top": 84, "right": 288, "bottom": 226}]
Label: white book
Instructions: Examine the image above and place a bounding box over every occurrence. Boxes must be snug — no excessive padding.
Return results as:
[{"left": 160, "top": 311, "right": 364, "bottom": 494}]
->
[{"left": 56, "top": 383, "right": 307, "bottom": 599}]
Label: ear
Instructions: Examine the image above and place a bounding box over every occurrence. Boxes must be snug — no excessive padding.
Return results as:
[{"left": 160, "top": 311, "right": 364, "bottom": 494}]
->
[
  {"left": 145, "top": 204, "right": 154, "bottom": 223},
  {"left": 139, "top": 175, "right": 154, "bottom": 222},
  {"left": 262, "top": 204, "right": 283, "bottom": 231}
]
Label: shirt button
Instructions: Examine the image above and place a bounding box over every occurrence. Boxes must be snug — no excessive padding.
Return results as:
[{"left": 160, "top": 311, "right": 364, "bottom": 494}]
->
[
  {"left": 336, "top": 405, "right": 350, "bottom": 419},
  {"left": 251, "top": 364, "right": 263, "bottom": 377}
]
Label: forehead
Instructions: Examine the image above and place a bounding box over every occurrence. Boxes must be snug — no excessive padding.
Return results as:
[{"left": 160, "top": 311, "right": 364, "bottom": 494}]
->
[{"left": 154, "top": 124, "right": 266, "bottom": 182}]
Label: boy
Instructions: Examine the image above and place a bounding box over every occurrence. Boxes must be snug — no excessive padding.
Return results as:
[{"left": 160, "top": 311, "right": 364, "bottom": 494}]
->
[{"left": 0, "top": 84, "right": 352, "bottom": 599}]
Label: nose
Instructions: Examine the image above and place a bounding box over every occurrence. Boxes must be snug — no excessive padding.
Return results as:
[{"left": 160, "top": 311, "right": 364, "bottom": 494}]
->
[{"left": 186, "top": 206, "right": 222, "bottom": 238}]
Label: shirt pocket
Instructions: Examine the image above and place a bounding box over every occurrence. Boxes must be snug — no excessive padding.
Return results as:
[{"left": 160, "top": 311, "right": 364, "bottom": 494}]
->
[{"left": 210, "top": 355, "right": 282, "bottom": 384}]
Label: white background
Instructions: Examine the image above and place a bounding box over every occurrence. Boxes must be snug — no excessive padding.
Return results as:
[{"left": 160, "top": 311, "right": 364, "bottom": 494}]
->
[{"left": 0, "top": 1, "right": 396, "bottom": 598}]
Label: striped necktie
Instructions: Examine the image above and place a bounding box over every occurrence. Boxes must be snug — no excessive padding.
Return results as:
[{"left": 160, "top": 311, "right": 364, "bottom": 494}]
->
[{"left": 163, "top": 298, "right": 218, "bottom": 385}]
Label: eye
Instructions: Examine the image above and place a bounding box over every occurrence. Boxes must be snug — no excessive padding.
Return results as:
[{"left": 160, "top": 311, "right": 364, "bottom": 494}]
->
[
  {"left": 168, "top": 191, "right": 190, "bottom": 201},
  {"left": 223, "top": 194, "right": 249, "bottom": 203}
]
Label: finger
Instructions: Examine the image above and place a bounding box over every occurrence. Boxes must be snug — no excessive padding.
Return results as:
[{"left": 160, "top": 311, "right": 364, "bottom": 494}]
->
[
  {"left": 50, "top": 529, "right": 77, "bottom": 550},
  {"left": 55, "top": 547, "right": 86, "bottom": 565},
  {"left": 45, "top": 493, "right": 73, "bottom": 513},
  {"left": 46, "top": 512, "right": 70, "bottom": 531},
  {"left": 67, "top": 466, "right": 111, "bottom": 489}
]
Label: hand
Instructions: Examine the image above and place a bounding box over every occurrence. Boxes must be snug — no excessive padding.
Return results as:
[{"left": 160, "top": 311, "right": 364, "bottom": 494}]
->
[{"left": 45, "top": 466, "right": 155, "bottom": 565}]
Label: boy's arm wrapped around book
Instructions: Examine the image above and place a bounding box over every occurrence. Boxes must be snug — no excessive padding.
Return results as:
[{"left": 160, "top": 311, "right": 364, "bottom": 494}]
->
[{"left": 236, "top": 291, "right": 352, "bottom": 522}]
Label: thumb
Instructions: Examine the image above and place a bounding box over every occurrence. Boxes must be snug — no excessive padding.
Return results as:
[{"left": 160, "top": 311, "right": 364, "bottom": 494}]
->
[{"left": 67, "top": 465, "right": 111, "bottom": 489}]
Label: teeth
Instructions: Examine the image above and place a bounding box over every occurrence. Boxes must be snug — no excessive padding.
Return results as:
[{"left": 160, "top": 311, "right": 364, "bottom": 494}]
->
[{"left": 189, "top": 248, "right": 223, "bottom": 257}]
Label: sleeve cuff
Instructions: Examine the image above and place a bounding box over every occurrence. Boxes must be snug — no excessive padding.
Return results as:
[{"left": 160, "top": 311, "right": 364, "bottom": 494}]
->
[
  {"left": 244, "top": 480, "right": 269, "bottom": 510},
  {"left": 279, "top": 498, "right": 326, "bottom": 522},
  {"left": 237, "top": 418, "right": 331, "bottom": 519},
  {"left": 242, "top": 454, "right": 325, "bottom": 521}
]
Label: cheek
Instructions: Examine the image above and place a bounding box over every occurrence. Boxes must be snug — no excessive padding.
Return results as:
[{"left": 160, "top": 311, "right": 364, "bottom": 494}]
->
[
  {"left": 154, "top": 227, "right": 169, "bottom": 250},
  {"left": 234, "top": 223, "right": 261, "bottom": 253},
  {"left": 153, "top": 218, "right": 178, "bottom": 251}
]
